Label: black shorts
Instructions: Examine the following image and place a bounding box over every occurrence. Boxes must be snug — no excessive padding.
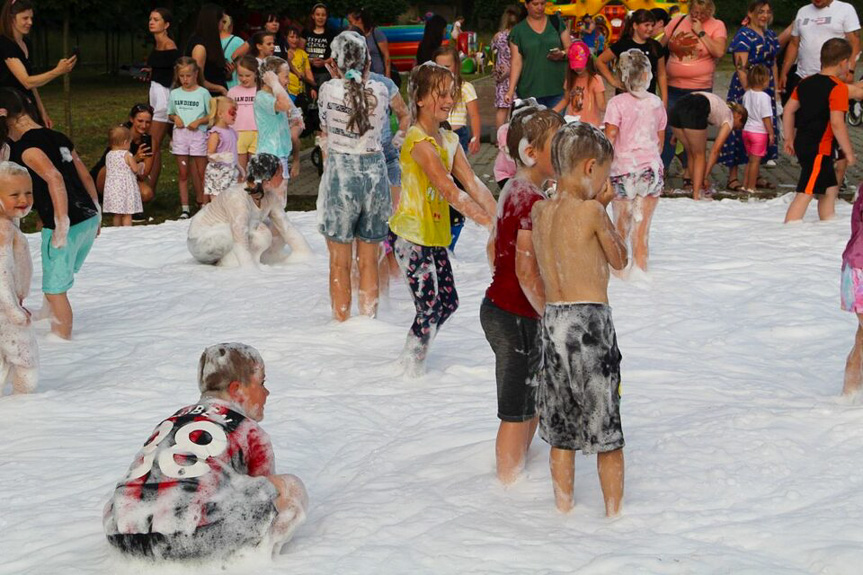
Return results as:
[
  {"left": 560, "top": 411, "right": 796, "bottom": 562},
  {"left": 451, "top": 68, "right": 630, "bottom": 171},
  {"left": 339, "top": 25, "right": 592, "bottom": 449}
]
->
[
  {"left": 796, "top": 152, "right": 837, "bottom": 195},
  {"left": 480, "top": 298, "right": 540, "bottom": 422},
  {"left": 668, "top": 93, "right": 710, "bottom": 130}
]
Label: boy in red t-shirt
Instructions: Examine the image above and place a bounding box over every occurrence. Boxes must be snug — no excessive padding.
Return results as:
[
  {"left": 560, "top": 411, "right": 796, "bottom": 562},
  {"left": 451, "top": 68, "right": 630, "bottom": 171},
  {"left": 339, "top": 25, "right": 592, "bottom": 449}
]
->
[
  {"left": 103, "top": 343, "right": 308, "bottom": 560},
  {"left": 480, "top": 103, "right": 563, "bottom": 485},
  {"left": 783, "top": 38, "right": 857, "bottom": 223}
]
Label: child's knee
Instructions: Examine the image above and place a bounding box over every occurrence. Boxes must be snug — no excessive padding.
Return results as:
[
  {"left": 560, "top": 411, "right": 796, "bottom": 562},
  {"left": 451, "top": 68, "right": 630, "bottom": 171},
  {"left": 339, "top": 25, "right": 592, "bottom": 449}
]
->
[{"left": 271, "top": 474, "right": 308, "bottom": 513}]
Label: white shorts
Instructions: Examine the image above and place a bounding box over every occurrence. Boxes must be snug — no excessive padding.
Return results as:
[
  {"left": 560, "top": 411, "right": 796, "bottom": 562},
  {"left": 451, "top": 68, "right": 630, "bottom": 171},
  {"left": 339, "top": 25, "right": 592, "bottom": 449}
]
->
[{"left": 149, "top": 82, "right": 171, "bottom": 123}]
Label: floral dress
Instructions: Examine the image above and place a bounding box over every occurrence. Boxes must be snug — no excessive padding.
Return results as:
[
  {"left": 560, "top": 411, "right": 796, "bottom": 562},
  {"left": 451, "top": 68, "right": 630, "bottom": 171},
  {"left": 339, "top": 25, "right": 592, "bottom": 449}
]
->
[
  {"left": 492, "top": 30, "right": 512, "bottom": 108},
  {"left": 719, "top": 26, "right": 780, "bottom": 168}
]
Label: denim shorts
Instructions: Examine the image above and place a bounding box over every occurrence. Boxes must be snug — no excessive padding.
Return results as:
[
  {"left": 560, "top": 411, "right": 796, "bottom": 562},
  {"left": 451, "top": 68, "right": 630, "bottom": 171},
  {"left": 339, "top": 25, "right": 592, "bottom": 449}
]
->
[
  {"left": 384, "top": 142, "right": 401, "bottom": 188},
  {"left": 41, "top": 215, "right": 99, "bottom": 294},
  {"left": 317, "top": 151, "right": 391, "bottom": 243}
]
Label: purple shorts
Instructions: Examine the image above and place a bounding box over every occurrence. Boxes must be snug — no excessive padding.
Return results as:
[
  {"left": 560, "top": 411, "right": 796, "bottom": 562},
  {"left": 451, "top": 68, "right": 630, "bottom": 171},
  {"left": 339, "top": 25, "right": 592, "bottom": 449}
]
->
[
  {"left": 742, "top": 131, "right": 768, "bottom": 158},
  {"left": 171, "top": 128, "right": 208, "bottom": 157}
]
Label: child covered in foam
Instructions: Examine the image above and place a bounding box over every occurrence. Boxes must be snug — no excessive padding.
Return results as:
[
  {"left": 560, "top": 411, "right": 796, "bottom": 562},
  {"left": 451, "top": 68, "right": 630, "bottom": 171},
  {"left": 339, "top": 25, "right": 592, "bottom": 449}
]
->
[
  {"left": 531, "top": 123, "right": 628, "bottom": 516},
  {"left": 103, "top": 343, "right": 308, "bottom": 560},
  {"left": 0, "top": 161, "right": 38, "bottom": 394},
  {"left": 603, "top": 49, "right": 666, "bottom": 273},
  {"left": 186, "top": 153, "right": 310, "bottom": 267}
]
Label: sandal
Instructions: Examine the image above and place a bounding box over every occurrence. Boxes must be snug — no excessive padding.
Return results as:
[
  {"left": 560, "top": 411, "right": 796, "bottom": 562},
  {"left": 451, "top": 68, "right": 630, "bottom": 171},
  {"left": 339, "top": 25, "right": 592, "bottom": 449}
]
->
[
  {"left": 682, "top": 178, "right": 693, "bottom": 192},
  {"left": 726, "top": 178, "right": 743, "bottom": 192},
  {"left": 756, "top": 177, "right": 775, "bottom": 190}
]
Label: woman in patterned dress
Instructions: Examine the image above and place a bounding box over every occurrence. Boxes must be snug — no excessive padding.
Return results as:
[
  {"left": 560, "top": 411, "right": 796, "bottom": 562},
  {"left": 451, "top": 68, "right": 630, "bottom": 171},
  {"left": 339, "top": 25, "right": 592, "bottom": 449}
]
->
[
  {"left": 719, "top": 0, "right": 780, "bottom": 191},
  {"left": 493, "top": 7, "right": 522, "bottom": 129}
]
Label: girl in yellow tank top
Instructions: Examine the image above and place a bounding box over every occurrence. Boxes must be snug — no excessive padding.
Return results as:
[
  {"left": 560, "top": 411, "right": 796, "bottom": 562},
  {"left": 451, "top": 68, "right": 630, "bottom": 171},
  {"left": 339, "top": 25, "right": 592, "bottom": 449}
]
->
[{"left": 388, "top": 62, "right": 497, "bottom": 376}]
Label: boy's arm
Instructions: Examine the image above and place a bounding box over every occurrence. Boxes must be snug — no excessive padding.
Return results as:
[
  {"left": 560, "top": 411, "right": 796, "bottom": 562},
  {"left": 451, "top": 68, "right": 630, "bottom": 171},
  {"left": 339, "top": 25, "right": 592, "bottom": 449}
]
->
[
  {"left": 22, "top": 147, "right": 70, "bottom": 247},
  {"left": 782, "top": 97, "right": 800, "bottom": 156},
  {"left": 0, "top": 223, "right": 29, "bottom": 325},
  {"left": 515, "top": 229, "right": 545, "bottom": 315},
  {"left": 779, "top": 35, "right": 799, "bottom": 93},
  {"left": 831, "top": 110, "right": 856, "bottom": 166},
  {"left": 593, "top": 182, "right": 627, "bottom": 270}
]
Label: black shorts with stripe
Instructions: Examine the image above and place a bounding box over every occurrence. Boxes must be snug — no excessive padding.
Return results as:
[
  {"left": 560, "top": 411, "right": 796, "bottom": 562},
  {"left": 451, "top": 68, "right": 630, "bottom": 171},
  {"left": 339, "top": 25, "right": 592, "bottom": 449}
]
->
[{"left": 796, "top": 153, "right": 836, "bottom": 195}]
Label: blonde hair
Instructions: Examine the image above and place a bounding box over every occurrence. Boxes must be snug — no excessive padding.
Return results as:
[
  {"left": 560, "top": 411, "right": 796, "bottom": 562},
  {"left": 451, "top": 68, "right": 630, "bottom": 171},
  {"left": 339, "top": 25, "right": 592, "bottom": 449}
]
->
[
  {"left": 432, "top": 45, "right": 463, "bottom": 105},
  {"left": 208, "top": 96, "right": 237, "bottom": 127},
  {"left": 109, "top": 125, "right": 131, "bottom": 148},
  {"left": 728, "top": 101, "right": 748, "bottom": 125},
  {"left": 172, "top": 56, "right": 203, "bottom": 89}
]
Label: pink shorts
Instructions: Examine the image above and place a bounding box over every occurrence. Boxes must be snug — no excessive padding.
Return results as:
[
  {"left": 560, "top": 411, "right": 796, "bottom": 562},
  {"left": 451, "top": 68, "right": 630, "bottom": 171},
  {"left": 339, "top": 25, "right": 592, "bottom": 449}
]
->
[
  {"left": 171, "top": 127, "right": 208, "bottom": 157},
  {"left": 742, "top": 130, "right": 768, "bottom": 158}
]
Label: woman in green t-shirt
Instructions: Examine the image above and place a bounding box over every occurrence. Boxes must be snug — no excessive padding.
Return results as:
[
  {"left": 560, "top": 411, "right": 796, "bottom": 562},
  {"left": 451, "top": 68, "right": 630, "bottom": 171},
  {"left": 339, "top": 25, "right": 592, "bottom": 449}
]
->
[{"left": 504, "top": 0, "right": 570, "bottom": 108}]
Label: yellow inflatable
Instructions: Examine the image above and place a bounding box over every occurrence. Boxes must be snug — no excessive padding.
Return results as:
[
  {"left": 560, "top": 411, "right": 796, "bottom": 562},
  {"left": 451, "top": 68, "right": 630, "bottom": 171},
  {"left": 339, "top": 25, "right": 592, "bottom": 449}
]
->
[{"left": 541, "top": 0, "right": 688, "bottom": 19}]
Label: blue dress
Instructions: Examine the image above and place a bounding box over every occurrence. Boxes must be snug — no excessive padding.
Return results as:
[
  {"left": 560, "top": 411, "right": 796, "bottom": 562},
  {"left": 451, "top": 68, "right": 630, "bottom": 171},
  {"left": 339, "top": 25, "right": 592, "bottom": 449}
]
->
[{"left": 719, "top": 27, "right": 780, "bottom": 169}]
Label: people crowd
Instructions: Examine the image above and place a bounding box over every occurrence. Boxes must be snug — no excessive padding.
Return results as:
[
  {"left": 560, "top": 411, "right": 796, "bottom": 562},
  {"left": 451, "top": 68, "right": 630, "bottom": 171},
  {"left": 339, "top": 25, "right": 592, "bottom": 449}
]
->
[{"left": 2, "top": 0, "right": 863, "bottom": 564}]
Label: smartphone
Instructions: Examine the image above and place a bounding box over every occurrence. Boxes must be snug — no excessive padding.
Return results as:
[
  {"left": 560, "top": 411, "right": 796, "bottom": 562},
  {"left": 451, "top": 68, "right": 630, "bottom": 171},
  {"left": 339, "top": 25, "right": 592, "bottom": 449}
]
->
[
  {"left": 140, "top": 134, "right": 153, "bottom": 155},
  {"left": 69, "top": 46, "right": 79, "bottom": 59}
]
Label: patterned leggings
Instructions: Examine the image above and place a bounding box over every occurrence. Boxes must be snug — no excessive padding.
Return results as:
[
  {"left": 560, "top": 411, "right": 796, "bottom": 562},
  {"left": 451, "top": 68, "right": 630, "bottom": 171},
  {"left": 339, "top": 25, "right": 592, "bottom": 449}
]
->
[{"left": 390, "top": 232, "right": 459, "bottom": 349}]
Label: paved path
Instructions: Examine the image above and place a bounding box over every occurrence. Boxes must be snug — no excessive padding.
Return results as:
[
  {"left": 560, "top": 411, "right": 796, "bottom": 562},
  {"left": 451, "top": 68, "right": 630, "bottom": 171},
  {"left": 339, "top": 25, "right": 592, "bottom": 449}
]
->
[{"left": 289, "top": 69, "right": 863, "bottom": 200}]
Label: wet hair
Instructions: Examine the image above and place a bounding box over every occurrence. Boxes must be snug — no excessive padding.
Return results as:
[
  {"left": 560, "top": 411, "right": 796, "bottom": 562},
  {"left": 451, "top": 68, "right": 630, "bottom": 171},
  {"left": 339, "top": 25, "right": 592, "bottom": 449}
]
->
[
  {"left": 746, "top": 63, "right": 769, "bottom": 89},
  {"left": 236, "top": 54, "right": 261, "bottom": 88},
  {"left": 618, "top": 8, "right": 656, "bottom": 43},
  {"left": 245, "top": 153, "right": 281, "bottom": 195},
  {"left": 208, "top": 96, "right": 236, "bottom": 127},
  {"left": 551, "top": 121, "right": 614, "bottom": 177},
  {"left": 0, "top": 0, "right": 33, "bottom": 42},
  {"left": 251, "top": 31, "right": 275, "bottom": 58},
  {"left": 197, "top": 343, "right": 263, "bottom": 395},
  {"left": 331, "top": 31, "right": 377, "bottom": 136},
  {"left": 260, "top": 55, "right": 287, "bottom": 77},
  {"left": 499, "top": 6, "right": 521, "bottom": 32},
  {"left": 192, "top": 4, "right": 226, "bottom": 70},
  {"left": 650, "top": 8, "right": 670, "bottom": 26},
  {"left": 822, "top": 37, "right": 852, "bottom": 68},
  {"left": 408, "top": 62, "right": 456, "bottom": 122},
  {"left": 506, "top": 107, "right": 564, "bottom": 167},
  {"left": 172, "top": 56, "right": 203, "bottom": 89},
  {"left": 619, "top": 48, "right": 652, "bottom": 93},
  {"left": 151, "top": 7, "right": 173, "bottom": 37},
  {"left": 728, "top": 101, "right": 748, "bottom": 126},
  {"left": 0, "top": 160, "right": 30, "bottom": 181},
  {"left": 109, "top": 125, "right": 131, "bottom": 148},
  {"left": 432, "top": 45, "right": 463, "bottom": 105}
]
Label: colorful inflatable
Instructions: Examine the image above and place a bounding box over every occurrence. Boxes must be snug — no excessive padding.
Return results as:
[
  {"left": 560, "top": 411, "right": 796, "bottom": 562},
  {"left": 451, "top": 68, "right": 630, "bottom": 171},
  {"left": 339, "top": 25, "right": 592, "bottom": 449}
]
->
[{"left": 380, "top": 24, "right": 451, "bottom": 72}]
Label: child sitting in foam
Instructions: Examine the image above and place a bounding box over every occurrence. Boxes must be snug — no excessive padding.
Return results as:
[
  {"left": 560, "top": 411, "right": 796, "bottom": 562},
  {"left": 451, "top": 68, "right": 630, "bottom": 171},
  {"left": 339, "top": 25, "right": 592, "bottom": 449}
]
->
[
  {"left": 603, "top": 48, "right": 666, "bottom": 273},
  {"left": 0, "top": 161, "right": 37, "bottom": 394},
  {"left": 103, "top": 343, "right": 308, "bottom": 560},
  {"left": 187, "top": 153, "right": 310, "bottom": 268},
  {"left": 531, "top": 122, "right": 628, "bottom": 516}
]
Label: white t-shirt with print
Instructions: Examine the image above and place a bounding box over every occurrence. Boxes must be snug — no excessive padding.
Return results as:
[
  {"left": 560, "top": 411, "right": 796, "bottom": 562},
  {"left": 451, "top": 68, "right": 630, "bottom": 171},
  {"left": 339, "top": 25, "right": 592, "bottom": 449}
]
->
[
  {"left": 792, "top": 0, "right": 861, "bottom": 79},
  {"left": 318, "top": 78, "right": 389, "bottom": 154},
  {"left": 742, "top": 90, "right": 773, "bottom": 134}
]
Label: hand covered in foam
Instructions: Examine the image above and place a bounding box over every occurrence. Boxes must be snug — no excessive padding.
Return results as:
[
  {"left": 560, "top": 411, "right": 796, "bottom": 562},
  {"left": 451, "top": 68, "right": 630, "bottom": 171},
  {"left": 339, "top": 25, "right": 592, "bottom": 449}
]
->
[
  {"left": 51, "top": 215, "right": 70, "bottom": 249},
  {"left": 262, "top": 71, "right": 281, "bottom": 91},
  {"left": 598, "top": 179, "right": 615, "bottom": 207},
  {"left": 392, "top": 130, "right": 406, "bottom": 150}
]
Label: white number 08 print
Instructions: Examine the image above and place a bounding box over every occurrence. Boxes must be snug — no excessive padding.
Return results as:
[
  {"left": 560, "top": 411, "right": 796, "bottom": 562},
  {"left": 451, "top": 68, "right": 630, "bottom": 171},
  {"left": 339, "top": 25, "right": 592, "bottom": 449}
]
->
[{"left": 126, "top": 420, "right": 229, "bottom": 480}]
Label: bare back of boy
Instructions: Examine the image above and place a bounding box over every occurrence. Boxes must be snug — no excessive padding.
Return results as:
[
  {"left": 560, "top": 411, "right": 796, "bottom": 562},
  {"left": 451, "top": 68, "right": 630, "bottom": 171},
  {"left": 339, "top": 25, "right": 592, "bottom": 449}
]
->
[{"left": 532, "top": 191, "right": 625, "bottom": 304}]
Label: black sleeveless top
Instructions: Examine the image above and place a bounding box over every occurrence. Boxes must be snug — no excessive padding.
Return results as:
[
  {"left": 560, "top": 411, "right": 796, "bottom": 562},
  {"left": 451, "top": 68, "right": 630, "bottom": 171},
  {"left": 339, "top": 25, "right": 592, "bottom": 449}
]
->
[
  {"left": 147, "top": 48, "right": 180, "bottom": 89},
  {"left": 184, "top": 35, "right": 227, "bottom": 95}
]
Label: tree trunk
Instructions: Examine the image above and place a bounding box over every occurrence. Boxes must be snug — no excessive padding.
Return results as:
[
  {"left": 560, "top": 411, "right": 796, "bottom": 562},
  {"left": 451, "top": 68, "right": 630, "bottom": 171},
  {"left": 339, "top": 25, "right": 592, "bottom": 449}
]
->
[{"left": 63, "top": 7, "right": 72, "bottom": 138}]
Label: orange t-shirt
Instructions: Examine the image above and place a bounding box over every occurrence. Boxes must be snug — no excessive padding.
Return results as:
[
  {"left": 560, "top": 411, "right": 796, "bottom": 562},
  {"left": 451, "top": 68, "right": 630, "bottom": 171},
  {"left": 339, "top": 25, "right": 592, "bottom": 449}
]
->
[{"left": 666, "top": 16, "right": 727, "bottom": 90}]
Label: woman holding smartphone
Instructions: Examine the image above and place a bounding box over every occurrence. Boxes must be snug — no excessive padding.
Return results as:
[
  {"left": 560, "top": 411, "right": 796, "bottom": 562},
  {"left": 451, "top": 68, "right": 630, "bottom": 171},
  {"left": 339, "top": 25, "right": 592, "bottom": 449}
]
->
[{"left": 90, "top": 104, "right": 157, "bottom": 207}]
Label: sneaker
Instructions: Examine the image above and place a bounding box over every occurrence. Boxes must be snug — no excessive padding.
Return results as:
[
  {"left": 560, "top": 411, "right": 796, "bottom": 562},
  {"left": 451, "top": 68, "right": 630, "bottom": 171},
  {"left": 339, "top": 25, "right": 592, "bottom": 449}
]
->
[
  {"left": 765, "top": 160, "right": 777, "bottom": 168},
  {"left": 131, "top": 212, "right": 146, "bottom": 223},
  {"left": 179, "top": 210, "right": 190, "bottom": 220}
]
